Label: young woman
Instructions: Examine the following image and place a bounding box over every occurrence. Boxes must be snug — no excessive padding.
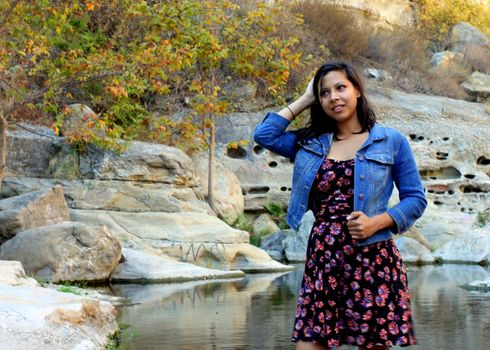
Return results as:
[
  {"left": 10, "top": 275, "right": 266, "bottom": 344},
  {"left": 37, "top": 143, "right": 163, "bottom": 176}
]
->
[{"left": 253, "top": 62, "right": 427, "bottom": 350}]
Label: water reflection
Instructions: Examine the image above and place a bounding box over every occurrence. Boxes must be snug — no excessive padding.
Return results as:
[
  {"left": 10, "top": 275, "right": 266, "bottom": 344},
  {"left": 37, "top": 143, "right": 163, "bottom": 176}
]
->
[{"left": 113, "top": 265, "right": 490, "bottom": 350}]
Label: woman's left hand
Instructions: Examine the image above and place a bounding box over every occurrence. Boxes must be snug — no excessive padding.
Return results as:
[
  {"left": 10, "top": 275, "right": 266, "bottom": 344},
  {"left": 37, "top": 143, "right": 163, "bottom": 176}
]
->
[{"left": 346, "top": 211, "right": 394, "bottom": 240}]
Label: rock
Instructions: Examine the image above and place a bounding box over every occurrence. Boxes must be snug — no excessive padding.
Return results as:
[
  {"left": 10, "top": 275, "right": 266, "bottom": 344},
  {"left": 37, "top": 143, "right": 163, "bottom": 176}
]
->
[
  {"left": 416, "top": 208, "right": 477, "bottom": 251},
  {"left": 0, "top": 282, "right": 117, "bottom": 350},
  {"left": 110, "top": 248, "right": 245, "bottom": 283},
  {"left": 0, "top": 260, "right": 38, "bottom": 286},
  {"left": 0, "top": 185, "right": 70, "bottom": 244},
  {"left": 284, "top": 210, "right": 315, "bottom": 262},
  {"left": 82, "top": 141, "right": 200, "bottom": 186},
  {"left": 5, "top": 124, "right": 63, "bottom": 178},
  {"left": 1, "top": 176, "right": 211, "bottom": 213},
  {"left": 60, "top": 104, "right": 107, "bottom": 139},
  {"left": 260, "top": 230, "right": 291, "bottom": 261},
  {"left": 430, "top": 51, "right": 464, "bottom": 69},
  {"left": 191, "top": 151, "right": 244, "bottom": 223},
  {"left": 433, "top": 228, "right": 490, "bottom": 264},
  {"left": 464, "top": 277, "right": 490, "bottom": 291},
  {"left": 0, "top": 222, "right": 122, "bottom": 283},
  {"left": 69, "top": 209, "right": 291, "bottom": 272},
  {"left": 461, "top": 71, "right": 490, "bottom": 102},
  {"left": 69, "top": 209, "right": 249, "bottom": 245},
  {"left": 252, "top": 213, "right": 280, "bottom": 236},
  {"left": 394, "top": 237, "right": 435, "bottom": 264},
  {"left": 447, "top": 22, "right": 490, "bottom": 54},
  {"left": 364, "top": 68, "right": 392, "bottom": 81}
]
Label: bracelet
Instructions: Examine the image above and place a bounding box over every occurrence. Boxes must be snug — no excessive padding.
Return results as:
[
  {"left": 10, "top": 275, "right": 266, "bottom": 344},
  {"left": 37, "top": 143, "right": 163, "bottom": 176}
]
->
[{"left": 286, "top": 105, "right": 295, "bottom": 118}]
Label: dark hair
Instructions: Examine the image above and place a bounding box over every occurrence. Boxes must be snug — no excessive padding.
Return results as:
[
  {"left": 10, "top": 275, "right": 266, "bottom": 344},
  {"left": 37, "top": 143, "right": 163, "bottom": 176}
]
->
[{"left": 294, "top": 61, "right": 376, "bottom": 143}]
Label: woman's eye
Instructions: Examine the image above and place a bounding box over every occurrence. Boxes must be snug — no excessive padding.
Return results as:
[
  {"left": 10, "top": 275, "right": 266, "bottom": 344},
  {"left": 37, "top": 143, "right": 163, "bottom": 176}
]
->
[{"left": 337, "top": 85, "right": 345, "bottom": 90}]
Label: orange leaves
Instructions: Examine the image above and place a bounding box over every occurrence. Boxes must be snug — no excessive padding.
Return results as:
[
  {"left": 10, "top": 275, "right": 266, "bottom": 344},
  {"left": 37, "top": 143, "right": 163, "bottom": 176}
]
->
[{"left": 107, "top": 85, "right": 128, "bottom": 98}]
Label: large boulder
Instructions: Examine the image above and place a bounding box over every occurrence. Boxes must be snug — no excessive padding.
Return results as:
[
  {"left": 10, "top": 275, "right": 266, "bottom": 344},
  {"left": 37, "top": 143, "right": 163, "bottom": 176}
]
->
[
  {"left": 447, "top": 22, "right": 490, "bottom": 54},
  {"left": 110, "top": 248, "right": 245, "bottom": 283},
  {"left": 432, "top": 227, "right": 490, "bottom": 264},
  {"left": 252, "top": 213, "right": 280, "bottom": 235},
  {"left": 0, "top": 286, "right": 117, "bottom": 350},
  {"left": 82, "top": 141, "right": 200, "bottom": 186},
  {"left": 284, "top": 210, "right": 315, "bottom": 262},
  {"left": 394, "top": 237, "right": 435, "bottom": 264},
  {"left": 0, "top": 185, "right": 70, "bottom": 244},
  {"left": 0, "top": 222, "right": 122, "bottom": 283},
  {"left": 69, "top": 209, "right": 292, "bottom": 273},
  {"left": 461, "top": 71, "right": 490, "bottom": 102},
  {"left": 1, "top": 176, "right": 211, "bottom": 213},
  {"left": 191, "top": 151, "right": 244, "bottom": 223},
  {"left": 5, "top": 124, "right": 62, "bottom": 178}
]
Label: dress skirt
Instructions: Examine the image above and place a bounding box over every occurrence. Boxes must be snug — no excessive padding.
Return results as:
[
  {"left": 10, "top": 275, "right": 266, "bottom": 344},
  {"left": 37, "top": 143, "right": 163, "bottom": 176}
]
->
[{"left": 291, "top": 158, "right": 416, "bottom": 348}]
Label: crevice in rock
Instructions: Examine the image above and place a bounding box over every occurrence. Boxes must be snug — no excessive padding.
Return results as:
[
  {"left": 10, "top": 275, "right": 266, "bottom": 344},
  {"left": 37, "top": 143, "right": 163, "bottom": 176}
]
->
[
  {"left": 464, "top": 174, "right": 475, "bottom": 179},
  {"left": 420, "top": 166, "right": 461, "bottom": 180},
  {"left": 436, "top": 151, "right": 449, "bottom": 160},
  {"left": 226, "top": 146, "right": 247, "bottom": 159},
  {"left": 477, "top": 156, "right": 490, "bottom": 165},
  {"left": 268, "top": 161, "right": 277, "bottom": 168},
  {"left": 460, "top": 185, "right": 488, "bottom": 193},
  {"left": 247, "top": 186, "right": 270, "bottom": 194},
  {"left": 253, "top": 145, "right": 265, "bottom": 155}
]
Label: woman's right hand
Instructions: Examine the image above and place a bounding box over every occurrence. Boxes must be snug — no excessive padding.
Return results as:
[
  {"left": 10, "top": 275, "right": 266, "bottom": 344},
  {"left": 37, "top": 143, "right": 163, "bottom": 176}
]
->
[{"left": 302, "top": 78, "right": 316, "bottom": 105}]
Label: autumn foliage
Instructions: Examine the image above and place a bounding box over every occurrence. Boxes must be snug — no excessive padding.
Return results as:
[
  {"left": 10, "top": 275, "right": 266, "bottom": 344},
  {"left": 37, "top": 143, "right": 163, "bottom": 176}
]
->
[{"left": 0, "top": 0, "right": 306, "bottom": 151}]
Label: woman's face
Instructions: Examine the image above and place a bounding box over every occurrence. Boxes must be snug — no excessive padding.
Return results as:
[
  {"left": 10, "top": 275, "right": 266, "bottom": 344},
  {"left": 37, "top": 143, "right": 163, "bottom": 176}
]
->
[{"left": 318, "top": 70, "right": 361, "bottom": 125}]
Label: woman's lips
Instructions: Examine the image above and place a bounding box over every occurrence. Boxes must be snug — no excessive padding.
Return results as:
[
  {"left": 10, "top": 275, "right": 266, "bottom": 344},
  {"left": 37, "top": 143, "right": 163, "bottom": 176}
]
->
[{"left": 332, "top": 105, "right": 344, "bottom": 113}]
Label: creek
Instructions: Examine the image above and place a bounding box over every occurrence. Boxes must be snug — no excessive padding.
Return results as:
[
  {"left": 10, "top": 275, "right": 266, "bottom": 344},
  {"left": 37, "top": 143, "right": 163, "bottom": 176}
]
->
[{"left": 112, "top": 264, "right": 490, "bottom": 350}]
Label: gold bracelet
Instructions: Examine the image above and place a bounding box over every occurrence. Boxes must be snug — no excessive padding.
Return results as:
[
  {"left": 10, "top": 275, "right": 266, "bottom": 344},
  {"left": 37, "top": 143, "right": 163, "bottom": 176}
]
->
[{"left": 286, "top": 106, "right": 295, "bottom": 118}]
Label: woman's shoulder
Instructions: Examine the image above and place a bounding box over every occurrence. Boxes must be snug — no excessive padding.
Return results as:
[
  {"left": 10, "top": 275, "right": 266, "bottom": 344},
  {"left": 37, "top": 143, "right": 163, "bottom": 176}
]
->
[{"left": 372, "top": 124, "right": 407, "bottom": 140}]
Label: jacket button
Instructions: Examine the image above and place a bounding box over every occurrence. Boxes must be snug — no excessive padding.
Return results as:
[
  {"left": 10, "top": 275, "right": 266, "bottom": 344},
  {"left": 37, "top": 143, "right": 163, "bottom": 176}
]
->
[
  {"left": 360, "top": 175, "right": 365, "bottom": 180},
  {"left": 359, "top": 193, "right": 364, "bottom": 200}
]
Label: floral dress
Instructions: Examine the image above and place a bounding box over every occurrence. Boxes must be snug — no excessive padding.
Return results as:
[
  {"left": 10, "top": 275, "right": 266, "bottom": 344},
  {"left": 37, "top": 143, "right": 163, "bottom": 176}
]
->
[{"left": 291, "top": 158, "right": 416, "bottom": 348}]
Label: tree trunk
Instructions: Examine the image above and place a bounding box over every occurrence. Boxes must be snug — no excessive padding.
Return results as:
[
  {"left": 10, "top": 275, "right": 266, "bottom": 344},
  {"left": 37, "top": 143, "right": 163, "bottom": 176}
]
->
[
  {"left": 207, "top": 114, "right": 217, "bottom": 214},
  {"left": 0, "top": 114, "right": 6, "bottom": 193}
]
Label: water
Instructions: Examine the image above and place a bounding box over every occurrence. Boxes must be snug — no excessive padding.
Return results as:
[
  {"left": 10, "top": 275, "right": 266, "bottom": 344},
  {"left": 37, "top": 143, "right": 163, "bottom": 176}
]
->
[{"left": 112, "top": 264, "right": 490, "bottom": 350}]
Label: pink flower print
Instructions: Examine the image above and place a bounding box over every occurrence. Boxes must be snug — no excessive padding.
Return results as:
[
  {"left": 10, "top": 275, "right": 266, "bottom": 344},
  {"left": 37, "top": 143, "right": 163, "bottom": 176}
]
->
[
  {"left": 397, "top": 336, "right": 408, "bottom": 345},
  {"left": 328, "top": 276, "right": 337, "bottom": 289},
  {"left": 380, "top": 328, "right": 388, "bottom": 340},
  {"left": 301, "top": 308, "right": 307, "bottom": 317},
  {"left": 388, "top": 321, "right": 399, "bottom": 335},
  {"left": 355, "top": 290, "right": 362, "bottom": 301},
  {"left": 326, "top": 310, "right": 333, "bottom": 321},
  {"left": 318, "top": 312, "right": 325, "bottom": 323},
  {"left": 328, "top": 300, "right": 336, "bottom": 307},
  {"left": 343, "top": 245, "right": 354, "bottom": 255},
  {"left": 314, "top": 325, "right": 322, "bottom": 333},
  {"left": 348, "top": 319, "right": 359, "bottom": 331},
  {"left": 350, "top": 281, "right": 360, "bottom": 290},
  {"left": 375, "top": 255, "right": 382, "bottom": 265},
  {"left": 328, "top": 339, "right": 339, "bottom": 348},
  {"left": 375, "top": 295, "right": 386, "bottom": 306},
  {"left": 295, "top": 319, "right": 304, "bottom": 330},
  {"left": 380, "top": 248, "right": 388, "bottom": 257},
  {"left": 354, "top": 267, "right": 362, "bottom": 280},
  {"left": 362, "top": 310, "right": 373, "bottom": 321},
  {"left": 378, "top": 284, "right": 390, "bottom": 298},
  {"left": 326, "top": 235, "right": 335, "bottom": 245},
  {"left": 387, "top": 311, "right": 395, "bottom": 321},
  {"left": 331, "top": 222, "right": 342, "bottom": 236}
]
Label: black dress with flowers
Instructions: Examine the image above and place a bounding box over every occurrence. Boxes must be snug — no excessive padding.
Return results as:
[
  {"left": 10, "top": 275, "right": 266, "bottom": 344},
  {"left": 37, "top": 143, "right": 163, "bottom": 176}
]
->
[{"left": 291, "top": 158, "right": 416, "bottom": 348}]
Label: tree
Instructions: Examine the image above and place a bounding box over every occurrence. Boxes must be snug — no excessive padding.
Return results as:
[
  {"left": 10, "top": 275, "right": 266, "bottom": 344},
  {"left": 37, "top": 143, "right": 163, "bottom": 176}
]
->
[{"left": 0, "top": 114, "right": 6, "bottom": 193}]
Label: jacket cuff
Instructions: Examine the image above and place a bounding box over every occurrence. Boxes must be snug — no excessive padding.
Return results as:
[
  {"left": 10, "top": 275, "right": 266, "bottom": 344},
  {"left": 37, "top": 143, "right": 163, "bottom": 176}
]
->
[{"left": 386, "top": 207, "right": 407, "bottom": 234}]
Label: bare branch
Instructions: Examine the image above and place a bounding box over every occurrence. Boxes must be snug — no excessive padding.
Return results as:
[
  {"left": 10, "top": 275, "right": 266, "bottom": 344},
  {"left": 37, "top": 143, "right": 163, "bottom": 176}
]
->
[{"left": 0, "top": 113, "right": 7, "bottom": 193}]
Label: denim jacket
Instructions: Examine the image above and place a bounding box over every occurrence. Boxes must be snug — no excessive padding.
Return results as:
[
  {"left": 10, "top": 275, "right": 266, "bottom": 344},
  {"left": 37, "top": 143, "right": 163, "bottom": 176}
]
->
[{"left": 253, "top": 112, "right": 427, "bottom": 246}]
